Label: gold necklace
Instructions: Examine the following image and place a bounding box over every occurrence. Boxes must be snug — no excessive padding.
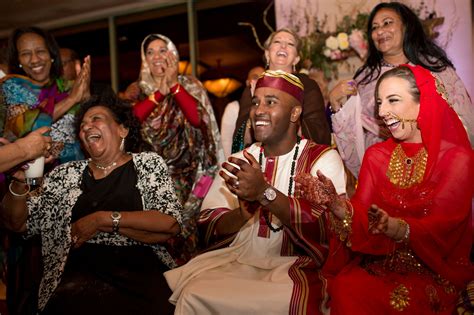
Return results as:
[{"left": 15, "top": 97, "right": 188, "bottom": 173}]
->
[{"left": 386, "top": 144, "right": 428, "bottom": 189}]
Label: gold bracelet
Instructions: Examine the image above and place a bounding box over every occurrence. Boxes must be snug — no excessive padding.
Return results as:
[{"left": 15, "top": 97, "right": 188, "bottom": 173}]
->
[
  {"left": 171, "top": 83, "right": 180, "bottom": 96},
  {"left": 329, "top": 200, "right": 353, "bottom": 247},
  {"left": 395, "top": 219, "right": 408, "bottom": 243},
  {"left": 9, "top": 181, "right": 30, "bottom": 197}
]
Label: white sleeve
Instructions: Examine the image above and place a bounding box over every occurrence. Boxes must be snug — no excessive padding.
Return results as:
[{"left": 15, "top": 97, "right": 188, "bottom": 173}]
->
[
  {"left": 310, "top": 149, "right": 347, "bottom": 195},
  {"left": 220, "top": 101, "right": 240, "bottom": 159}
]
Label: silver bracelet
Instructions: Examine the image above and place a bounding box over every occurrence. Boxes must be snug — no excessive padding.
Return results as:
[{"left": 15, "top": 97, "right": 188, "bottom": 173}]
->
[{"left": 8, "top": 181, "right": 30, "bottom": 197}]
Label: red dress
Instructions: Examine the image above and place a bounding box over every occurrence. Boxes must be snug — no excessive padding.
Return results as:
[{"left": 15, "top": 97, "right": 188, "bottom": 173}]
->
[{"left": 324, "top": 65, "right": 474, "bottom": 314}]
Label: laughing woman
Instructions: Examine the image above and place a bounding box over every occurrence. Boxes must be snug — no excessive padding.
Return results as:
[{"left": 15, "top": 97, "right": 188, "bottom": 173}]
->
[
  {"left": 1, "top": 94, "right": 183, "bottom": 315},
  {"left": 296, "top": 65, "right": 473, "bottom": 314}
]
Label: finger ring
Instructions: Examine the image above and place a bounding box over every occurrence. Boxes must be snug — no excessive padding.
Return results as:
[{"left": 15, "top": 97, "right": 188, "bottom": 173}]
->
[{"left": 234, "top": 180, "right": 239, "bottom": 188}]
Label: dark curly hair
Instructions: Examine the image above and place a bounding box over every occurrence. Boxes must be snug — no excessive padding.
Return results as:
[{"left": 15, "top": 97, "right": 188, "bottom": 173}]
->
[
  {"left": 75, "top": 93, "right": 142, "bottom": 153},
  {"left": 355, "top": 2, "right": 453, "bottom": 85},
  {"left": 7, "top": 26, "right": 62, "bottom": 79}
]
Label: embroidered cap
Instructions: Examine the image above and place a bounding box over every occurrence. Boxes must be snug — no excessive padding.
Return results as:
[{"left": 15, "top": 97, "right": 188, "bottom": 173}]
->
[{"left": 255, "top": 70, "right": 304, "bottom": 104}]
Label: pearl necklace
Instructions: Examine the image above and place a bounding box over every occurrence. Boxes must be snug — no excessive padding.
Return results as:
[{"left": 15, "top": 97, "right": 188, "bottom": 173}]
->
[
  {"left": 88, "top": 158, "right": 118, "bottom": 174},
  {"left": 258, "top": 137, "right": 301, "bottom": 232}
]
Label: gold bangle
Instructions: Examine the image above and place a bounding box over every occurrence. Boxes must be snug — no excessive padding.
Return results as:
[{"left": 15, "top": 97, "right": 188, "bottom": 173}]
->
[
  {"left": 395, "top": 219, "right": 408, "bottom": 243},
  {"left": 171, "top": 83, "right": 180, "bottom": 95},
  {"left": 9, "top": 181, "right": 30, "bottom": 197}
]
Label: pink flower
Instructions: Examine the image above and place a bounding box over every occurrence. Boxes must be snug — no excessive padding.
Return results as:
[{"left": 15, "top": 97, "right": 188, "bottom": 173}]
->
[{"left": 349, "top": 29, "right": 368, "bottom": 59}]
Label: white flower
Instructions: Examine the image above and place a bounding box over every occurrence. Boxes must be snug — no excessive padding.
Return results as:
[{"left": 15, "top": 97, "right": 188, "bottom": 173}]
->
[
  {"left": 323, "top": 48, "right": 332, "bottom": 57},
  {"left": 325, "top": 36, "right": 339, "bottom": 50}
]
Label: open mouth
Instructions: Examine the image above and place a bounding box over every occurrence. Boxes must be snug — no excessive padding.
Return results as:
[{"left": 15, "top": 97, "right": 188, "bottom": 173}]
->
[
  {"left": 86, "top": 133, "right": 101, "bottom": 143},
  {"left": 276, "top": 51, "right": 288, "bottom": 57},
  {"left": 384, "top": 119, "right": 400, "bottom": 131}
]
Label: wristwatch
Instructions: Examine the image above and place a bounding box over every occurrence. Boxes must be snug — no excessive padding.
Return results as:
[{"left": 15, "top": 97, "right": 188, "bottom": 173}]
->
[
  {"left": 111, "top": 211, "right": 122, "bottom": 234},
  {"left": 259, "top": 186, "right": 277, "bottom": 206}
]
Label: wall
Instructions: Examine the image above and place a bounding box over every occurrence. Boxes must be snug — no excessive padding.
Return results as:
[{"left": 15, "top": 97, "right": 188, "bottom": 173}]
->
[{"left": 275, "top": 0, "right": 473, "bottom": 97}]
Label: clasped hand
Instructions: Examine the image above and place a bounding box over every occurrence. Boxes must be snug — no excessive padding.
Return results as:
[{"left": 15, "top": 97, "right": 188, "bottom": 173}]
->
[{"left": 219, "top": 150, "right": 268, "bottom": 202}]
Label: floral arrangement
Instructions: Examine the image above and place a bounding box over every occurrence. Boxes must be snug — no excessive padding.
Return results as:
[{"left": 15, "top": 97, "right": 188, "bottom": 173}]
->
[{"left": 299, "top": 12, "right": 369, "bottom": 80}]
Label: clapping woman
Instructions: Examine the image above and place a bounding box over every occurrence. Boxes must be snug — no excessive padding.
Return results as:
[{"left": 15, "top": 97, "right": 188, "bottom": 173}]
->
[{"left": 132, "top": 34, "right": 223, "bottom": 263}]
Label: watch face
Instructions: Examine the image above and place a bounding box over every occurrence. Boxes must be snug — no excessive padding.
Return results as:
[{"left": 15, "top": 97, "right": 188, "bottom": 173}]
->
[{"left": 264, "top": 187, "right": 277, "bottom": 201}]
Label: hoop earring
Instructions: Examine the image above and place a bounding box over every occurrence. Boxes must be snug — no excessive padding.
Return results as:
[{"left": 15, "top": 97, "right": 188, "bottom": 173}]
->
[
  {"left": 119, "top": 137, "right": 125, "bottom": 152},
  {"left": 265, "top": 60, "right": 269, "bottom": 70},
  {"left": 292, "top": 64, "right": 296, "bottom": 72}
]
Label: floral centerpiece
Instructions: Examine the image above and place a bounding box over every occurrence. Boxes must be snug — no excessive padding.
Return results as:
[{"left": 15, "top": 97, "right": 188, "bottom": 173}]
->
[{"left": 299, "top": 12, "right": 369, "bottom": 80}]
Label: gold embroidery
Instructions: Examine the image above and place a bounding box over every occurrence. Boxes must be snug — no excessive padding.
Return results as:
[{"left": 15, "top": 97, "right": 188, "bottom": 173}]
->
[
  {"left": 434, "top": 76, "right": 453, "bottom": 108},
  {"left": 387, "top": 144, "right": 428, "bottom": 189},
  {"left": 390, "top": 284, "right": 411, "bottom": 311}
]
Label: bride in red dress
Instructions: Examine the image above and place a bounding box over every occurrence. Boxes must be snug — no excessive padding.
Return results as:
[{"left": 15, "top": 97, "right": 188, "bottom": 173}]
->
[{"left": 296, "top": 64, "right": 473, "bottom": 314}]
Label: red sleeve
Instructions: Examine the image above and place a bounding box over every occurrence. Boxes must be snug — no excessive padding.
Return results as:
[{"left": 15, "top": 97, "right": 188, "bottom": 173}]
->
[
  {"left": 132, "top": 91, "right": 164, "bottom": 123},
  {"left": 171, "top": 83, "right": 201, "bottom": 127}
]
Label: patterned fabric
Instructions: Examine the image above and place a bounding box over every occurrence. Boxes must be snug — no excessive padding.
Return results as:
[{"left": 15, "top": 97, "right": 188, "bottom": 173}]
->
[
  {"left": 0, "top": 74, "right": 84, "bottom": 163},
  {"left": 25, "top": 152, "right": 184, "bottom": 310},
  {"left": 139, "top": 74, "right": 223, "bottom": 264}
]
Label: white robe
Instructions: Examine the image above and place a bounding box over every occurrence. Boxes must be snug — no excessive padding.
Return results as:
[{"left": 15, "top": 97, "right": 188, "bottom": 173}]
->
[{"left": 165, "top": 140, "right": 346, "bottom": 314}]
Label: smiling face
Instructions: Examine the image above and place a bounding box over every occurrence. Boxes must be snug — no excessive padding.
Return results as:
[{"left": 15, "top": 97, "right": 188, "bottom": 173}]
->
[
  {"left": 250, "top": 87, "right": 301, "bottom": 148},
  {"left": 79, "top": 106, "right": 128, "bottom": 161},
  {"left": 265, "top": 31, "right": 300, "bottom": 72},
  {"left": 145, "top": 38, "right": 170, "bottom": 78},
  {"left": 377, "top": 76, "right": 421, "bottom": 143},
  {"left": 371, "top": 8, "right": 405, "bottom": 59},
  {"left": 17, "top": 32, "right": 52, "bottom": 84}
]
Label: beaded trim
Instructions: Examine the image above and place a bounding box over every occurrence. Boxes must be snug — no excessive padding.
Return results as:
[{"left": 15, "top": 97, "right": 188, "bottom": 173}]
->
[{"left": 258, "top": 137, "right": 301, "bottom": 232}]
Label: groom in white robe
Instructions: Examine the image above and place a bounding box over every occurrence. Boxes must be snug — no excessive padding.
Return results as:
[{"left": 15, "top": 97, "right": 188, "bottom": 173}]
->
[{"left": 165, "top": 70, "right": 346, "bottom": 315}]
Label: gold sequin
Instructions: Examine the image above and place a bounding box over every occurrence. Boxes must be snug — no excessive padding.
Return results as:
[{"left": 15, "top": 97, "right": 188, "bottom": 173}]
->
[{"left": 390, "top": 284, "right": 411, "bottom": 311}]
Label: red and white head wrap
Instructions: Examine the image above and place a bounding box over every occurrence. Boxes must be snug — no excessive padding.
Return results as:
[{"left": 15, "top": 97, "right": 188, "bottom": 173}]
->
[{"left": 255, "top": 70, "right": 304, "bottom": 104}]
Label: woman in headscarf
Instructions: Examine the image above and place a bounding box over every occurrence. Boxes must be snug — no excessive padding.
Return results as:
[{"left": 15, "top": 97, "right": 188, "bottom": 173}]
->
[
  {"left": 132, "top": 34, "right": 223, "bottom": 264},
  {"left": 296, "top": 65, "right": 473, "bottom": 314}
]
